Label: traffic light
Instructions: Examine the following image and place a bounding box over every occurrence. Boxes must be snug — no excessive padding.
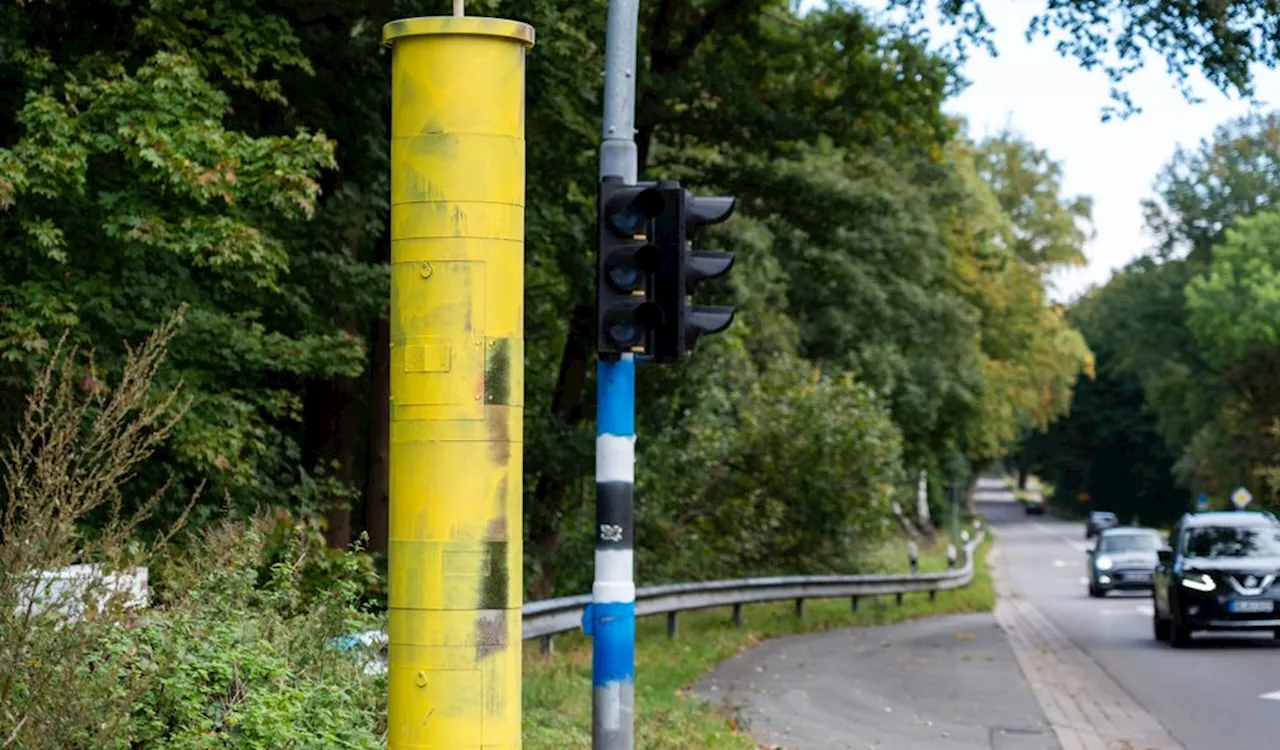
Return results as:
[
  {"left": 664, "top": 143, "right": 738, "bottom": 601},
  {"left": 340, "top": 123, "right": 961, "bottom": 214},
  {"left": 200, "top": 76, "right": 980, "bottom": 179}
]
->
[
  {"left": 596, "top": 176, "right": 666, "bottom": 357},
  {"left": 650, "top": 180, "right": 737, "bottom": 363}
]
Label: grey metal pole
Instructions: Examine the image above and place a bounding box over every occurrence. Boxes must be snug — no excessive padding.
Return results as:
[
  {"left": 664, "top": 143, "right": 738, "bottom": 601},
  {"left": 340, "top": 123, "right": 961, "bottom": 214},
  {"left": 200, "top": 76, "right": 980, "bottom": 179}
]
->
[
  {"left": 592, "top": 2, "right": 641, "bottom": 749},
  {"left": 600, "top": 0, "right": 639, "bottom": 183}
]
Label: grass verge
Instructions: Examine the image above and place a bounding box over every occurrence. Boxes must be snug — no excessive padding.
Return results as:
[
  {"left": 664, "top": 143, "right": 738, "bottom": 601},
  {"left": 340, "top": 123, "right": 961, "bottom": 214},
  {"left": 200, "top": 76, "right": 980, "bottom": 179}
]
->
[{"left": 523, "top": 534, "right": 995, "bottom": 749}]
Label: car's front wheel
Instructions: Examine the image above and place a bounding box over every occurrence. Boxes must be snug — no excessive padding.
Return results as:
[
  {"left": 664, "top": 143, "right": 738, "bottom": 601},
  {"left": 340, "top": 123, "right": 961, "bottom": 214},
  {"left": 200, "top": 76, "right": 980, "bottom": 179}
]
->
[
  {"left": 1168, "top": 609, "right": 1192, "bottom": 648},
  {"left": 1153, "top": 608, "right": 1170, "bottom": 642},
  {"left": 1089, "top": 583, "right": 1105, "bottom": 598}
]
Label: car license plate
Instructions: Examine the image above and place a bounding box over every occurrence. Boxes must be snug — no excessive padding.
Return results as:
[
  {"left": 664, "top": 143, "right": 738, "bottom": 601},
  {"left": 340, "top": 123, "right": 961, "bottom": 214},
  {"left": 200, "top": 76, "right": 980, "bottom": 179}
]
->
[
  {"left": 1228, "top": 600, "right": 1275, "bottom": 614},
  {"left": 1127, "top": 572, "right": 1151, "bottom": 582}
]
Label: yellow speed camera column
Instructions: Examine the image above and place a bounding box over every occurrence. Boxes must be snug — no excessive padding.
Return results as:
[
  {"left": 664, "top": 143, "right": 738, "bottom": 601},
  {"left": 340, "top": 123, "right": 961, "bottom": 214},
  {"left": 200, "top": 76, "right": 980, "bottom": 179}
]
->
[{"left": 383, "top": 16, "right": 534, "bottom": 749}]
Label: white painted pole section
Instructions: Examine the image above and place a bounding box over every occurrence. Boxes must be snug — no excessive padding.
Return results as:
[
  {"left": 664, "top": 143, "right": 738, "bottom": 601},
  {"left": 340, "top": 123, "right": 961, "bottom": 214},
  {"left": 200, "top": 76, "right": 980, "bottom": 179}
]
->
[{"left": 596, "top": 434, "right": 636, "bottom": 484}]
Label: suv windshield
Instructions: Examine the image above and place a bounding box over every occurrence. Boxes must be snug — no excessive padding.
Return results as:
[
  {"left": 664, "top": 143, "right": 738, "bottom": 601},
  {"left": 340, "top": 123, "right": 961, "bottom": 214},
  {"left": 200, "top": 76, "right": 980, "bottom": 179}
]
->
[
  {"left": 1184, "top": 525, "right": 1280, "bottom": 558},
  {"left": 1098, "top": 534, "right": 1160, "bottom": 552}
]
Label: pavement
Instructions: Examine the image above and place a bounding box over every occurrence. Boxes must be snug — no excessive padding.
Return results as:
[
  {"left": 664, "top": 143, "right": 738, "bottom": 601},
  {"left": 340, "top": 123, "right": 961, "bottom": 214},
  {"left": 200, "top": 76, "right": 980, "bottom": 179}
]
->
[
  {"left": 692, "top": 612, "right": 1057, "bottom": 749},
  {"left": 693, "top": 479, "right": 1280, "bottom": 749}
]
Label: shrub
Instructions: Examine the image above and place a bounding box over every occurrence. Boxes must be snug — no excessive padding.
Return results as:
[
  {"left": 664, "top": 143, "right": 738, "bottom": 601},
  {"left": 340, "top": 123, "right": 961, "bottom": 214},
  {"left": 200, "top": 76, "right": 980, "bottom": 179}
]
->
[
  {"left": 638, "top": 356, "right": 904, "bottom": 582},
  {"left": 0, "top": 311, "right": 384, "bottom": 748},
  {"left": 122, "top": 518, "right": 385, "bottom": 749},
  {"left": 0, "top": 308, "right": 196, "bottom": 748}
]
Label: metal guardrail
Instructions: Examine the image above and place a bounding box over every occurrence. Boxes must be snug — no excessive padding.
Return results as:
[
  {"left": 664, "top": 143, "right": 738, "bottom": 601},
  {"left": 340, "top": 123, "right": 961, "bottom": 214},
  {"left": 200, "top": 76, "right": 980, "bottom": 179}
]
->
[
  {"left": 523, "top": 527, "right": 987, "bottom": 646},
  {"left": 336, "top": 527, "right": 987, "bottom": 667}
]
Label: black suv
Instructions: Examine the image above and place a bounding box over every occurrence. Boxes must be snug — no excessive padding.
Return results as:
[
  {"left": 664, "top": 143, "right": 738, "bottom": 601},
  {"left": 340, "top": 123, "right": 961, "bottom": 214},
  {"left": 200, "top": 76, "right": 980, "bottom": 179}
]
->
[{"left": 1153, "top": 510, "right": 1280, "bottom": 647}]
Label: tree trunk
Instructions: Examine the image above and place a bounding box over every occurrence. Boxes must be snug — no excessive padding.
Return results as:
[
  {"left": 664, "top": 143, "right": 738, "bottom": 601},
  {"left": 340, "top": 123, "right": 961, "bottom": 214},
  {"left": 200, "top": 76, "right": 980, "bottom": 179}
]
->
[
  {"left": 964, "top": 469, "right": 981, "bottom": 514},
  {"left": 914, "top": 469, "right": 935, "bottom": 537},
  {"left": 526, "top": 305, "right": 595, "bottom": 599},
  {"left": 890, "top": 501, "right": 922, "bottom": 539},
  {"left": 303, "top": 376, "right": 358, "bottom": 549},
  {"left": 529, "top": 475, "right": 566, "bottom": 601},
  {"left": 364, "top": 315, "right": 390, "bottom": 554}
]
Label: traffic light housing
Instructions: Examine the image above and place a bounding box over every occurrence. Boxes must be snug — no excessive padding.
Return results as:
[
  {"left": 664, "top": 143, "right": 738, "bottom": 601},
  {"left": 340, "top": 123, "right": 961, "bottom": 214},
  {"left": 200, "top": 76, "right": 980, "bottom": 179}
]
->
[
  {"left": 596, "top": 176, "right": 666, "bottom": 357},
  {"left": 650, "top": 181, "right": 737, "bottom": 363}
]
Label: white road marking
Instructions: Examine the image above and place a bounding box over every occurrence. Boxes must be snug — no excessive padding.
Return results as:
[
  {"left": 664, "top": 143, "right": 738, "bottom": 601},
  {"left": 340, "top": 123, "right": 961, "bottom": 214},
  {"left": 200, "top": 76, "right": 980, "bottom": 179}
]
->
[
  {"left": 1097, "top": 604, "right": 1154, "bottom": 617},
  {"left": 1052, "top": 559, "right": 1067, "bottom": 568},
  {"left": 1259, "top": 691, "right": 1280, "bottom": 701},
  {"left": 1032, "top": 521, "right": 1092, "bottom": 552},
  {"left": 1079, "top": 577, "right": 1090, "bottom": 585}
]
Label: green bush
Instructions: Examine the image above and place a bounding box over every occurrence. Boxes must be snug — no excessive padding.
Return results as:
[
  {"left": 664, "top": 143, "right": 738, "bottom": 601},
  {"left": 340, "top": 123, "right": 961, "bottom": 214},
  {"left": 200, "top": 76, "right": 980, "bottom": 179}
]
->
[
  {"left": 121, "top": 519, "right": 385, "bottom": 749},
  {"left": 637, "top": 356, "right": 904, "bottom": 582},
  {"left": 0, "top": 314, "right": 383, "bottom": 749}
]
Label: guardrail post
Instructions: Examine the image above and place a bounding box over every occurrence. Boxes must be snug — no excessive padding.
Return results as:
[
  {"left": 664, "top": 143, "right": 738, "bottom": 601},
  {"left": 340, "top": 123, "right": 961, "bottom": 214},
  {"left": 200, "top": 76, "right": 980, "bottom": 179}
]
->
[
  {"left": 794, "top": 598, "right": 805, "bottom": 619},
  {"left": 895, "top": 592, "right": 903, "bottom": 606},
  {"left": 851, "top": 595, "right": 859, "bottom": 612},
  {"left": 666, "top": 611, "right": 678, "bottom": 639},
  {"left": 540, "top": 635, "right": 554, "bottom": 659},
  {"left": 928, "top": 590, "right": 936, "bottom": 603},
  {"left": 731, "top": 603, "right": 743, "bottom": 627}
]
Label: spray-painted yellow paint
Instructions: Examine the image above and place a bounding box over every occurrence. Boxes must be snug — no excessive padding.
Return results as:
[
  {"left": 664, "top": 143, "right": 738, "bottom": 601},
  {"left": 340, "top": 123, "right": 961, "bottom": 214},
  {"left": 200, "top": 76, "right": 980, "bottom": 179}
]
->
[{"left": 383, "top": 17, "right": 534, "bottom": 749}]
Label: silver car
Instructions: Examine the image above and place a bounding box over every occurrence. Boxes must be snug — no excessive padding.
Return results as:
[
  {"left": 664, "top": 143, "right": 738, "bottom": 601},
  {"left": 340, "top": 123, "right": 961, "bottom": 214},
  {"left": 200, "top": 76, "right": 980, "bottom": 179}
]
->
[{"left": 1088, "top": 526, "right": 1163, "bottom": 597}]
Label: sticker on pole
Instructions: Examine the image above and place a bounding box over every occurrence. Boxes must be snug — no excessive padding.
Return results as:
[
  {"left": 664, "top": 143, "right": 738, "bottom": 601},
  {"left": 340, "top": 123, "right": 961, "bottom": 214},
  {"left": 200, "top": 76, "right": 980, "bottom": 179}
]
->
[{"left": 1231, "top": 487, "right": 1252, "bottom": 510}]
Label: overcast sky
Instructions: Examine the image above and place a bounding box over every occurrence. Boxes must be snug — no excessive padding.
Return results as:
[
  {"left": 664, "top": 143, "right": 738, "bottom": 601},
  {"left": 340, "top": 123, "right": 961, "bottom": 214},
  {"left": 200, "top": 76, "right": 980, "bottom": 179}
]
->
[{"left": 797, "top": 0, "right": 1280, "bottom": 302}]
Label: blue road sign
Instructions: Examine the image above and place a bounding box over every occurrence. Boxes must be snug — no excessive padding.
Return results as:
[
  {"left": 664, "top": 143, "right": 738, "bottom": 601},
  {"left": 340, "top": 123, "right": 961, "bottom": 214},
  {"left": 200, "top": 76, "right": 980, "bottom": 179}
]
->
[{"left": 1196, "top": 493, "right": 1209, "bottom": 511}]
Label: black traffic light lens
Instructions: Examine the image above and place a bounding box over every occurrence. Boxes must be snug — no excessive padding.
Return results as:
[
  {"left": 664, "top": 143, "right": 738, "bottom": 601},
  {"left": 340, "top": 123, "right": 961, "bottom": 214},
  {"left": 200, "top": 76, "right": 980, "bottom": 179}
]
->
[
  {"left": 604, "top": 244, "right": 661, "bottom": 292},
  {"left": 607, "top": 323, "right": 643, "bottom": 348},
  {"left": 607, "top": 189, "right": 665, "bottom": 235},
  {"left": 607, "top": 265, "right": 641, "bottom": 290},
  {"left": 603, "top": 301, "right": 665, "bottom": 348}
]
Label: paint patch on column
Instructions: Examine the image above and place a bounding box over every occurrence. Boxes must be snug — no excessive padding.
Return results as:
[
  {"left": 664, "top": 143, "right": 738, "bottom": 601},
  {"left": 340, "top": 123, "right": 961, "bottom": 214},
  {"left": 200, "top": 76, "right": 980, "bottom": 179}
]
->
[
  {"left": 485, "top": 339, "right": 512, "bottom": 404},
  {"left": 479, "top": 541, "right": 510, "bottom": 610},
  {"left": 486, "top": 408, "right": 512, "bottom": 463},
  {"left": 473, "top": 609, "right": 508, "bottom": 661}
]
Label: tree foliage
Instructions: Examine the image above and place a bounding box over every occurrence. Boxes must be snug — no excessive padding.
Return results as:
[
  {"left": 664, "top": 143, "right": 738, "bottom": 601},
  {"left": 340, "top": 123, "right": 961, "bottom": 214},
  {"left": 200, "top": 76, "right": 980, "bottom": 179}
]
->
[
  {"left": 888, "top": 0, "right": 1280, "bottom": 119},
  {"left": 1025, "top": 109, "right": 1280, "bottom": 517},
  {"left": 2, "top": 0, "right": 1098, "bottom": 599}
]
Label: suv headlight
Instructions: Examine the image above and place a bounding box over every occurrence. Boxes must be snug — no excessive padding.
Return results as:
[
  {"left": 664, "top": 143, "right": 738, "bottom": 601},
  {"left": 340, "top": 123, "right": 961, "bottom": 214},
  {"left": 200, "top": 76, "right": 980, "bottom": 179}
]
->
[
  {"left": 1179, "top": 572, "right": 1216, "bottom": 592},
  {"left": 1095, "top": 556, "right": 1113, "bottom": 571}
]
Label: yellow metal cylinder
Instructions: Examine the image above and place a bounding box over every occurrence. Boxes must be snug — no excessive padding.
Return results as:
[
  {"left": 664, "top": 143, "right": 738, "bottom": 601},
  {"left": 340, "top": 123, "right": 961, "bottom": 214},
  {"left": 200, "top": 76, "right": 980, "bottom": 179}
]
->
[{"left": 383, "top": 16, "right": 534, "bottom": 749}]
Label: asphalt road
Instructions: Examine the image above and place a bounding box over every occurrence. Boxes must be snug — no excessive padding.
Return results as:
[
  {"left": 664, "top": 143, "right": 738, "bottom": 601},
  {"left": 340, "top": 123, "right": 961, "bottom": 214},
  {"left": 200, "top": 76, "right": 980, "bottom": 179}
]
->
[{"left": 982, "top": 490, "right": 1280, "bottom": 750}]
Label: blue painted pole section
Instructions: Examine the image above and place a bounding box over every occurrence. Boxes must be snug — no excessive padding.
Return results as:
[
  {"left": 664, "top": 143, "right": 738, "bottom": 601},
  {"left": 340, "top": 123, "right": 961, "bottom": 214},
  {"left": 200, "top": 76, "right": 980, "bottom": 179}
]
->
[{"left": 592, "top": 354, "right": 636, "bottom": 748}]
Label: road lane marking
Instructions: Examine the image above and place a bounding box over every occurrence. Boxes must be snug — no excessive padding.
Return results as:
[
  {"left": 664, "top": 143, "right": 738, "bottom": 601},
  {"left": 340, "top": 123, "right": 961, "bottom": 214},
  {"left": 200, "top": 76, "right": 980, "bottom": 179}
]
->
[
  {"left": 1260, "top": 691, "right": 1280, "bottom": 701},
  {"left": 1031, "top": 521, "right": 1092, "bottom": 552},
  {"left": 1097, "top": 604, "right": 1154, "bottom": 617}
]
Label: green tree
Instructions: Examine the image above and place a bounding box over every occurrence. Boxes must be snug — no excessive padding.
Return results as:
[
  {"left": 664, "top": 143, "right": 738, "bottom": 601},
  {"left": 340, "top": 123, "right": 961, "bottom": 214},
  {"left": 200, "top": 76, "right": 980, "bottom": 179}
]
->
[
  {"left": 942, "top": 132, "right": 1094, "bottom": 499},
  {"left": 0, "top": 0, "right": 365, "bottom": 531}
]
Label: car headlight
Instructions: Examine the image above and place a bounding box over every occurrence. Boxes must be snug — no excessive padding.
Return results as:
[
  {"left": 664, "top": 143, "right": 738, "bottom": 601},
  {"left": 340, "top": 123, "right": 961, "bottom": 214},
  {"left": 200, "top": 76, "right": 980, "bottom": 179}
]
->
[
  {"left": 1095, "top": 556, "right": 1113, "bottom": 571},
  {"left": 1179, "top": 572, "right": 1216, "bottom": 592}
]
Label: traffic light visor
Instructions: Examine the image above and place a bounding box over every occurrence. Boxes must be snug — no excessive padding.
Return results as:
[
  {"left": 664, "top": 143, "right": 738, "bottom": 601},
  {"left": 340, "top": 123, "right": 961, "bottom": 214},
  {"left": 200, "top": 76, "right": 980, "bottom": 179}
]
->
[{"left": 687, "top": 195, "right": 736, "bottom": 227}]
